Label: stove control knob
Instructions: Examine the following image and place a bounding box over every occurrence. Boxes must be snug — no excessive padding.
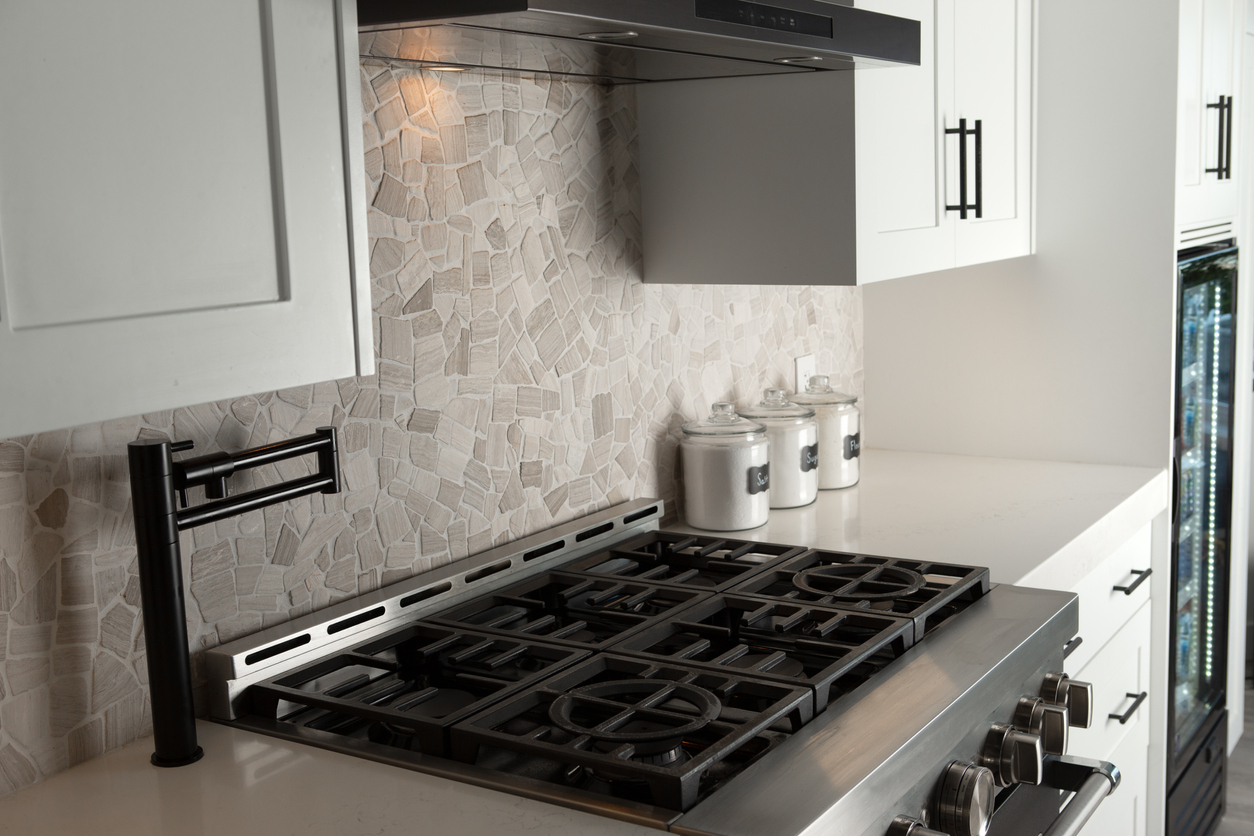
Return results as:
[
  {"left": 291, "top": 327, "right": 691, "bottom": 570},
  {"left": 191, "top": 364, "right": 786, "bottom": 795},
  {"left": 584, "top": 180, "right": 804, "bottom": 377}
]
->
[
  {"left": 981, "top": 723, "right": 1043, "bottom": 787},
  {"left": 936, "top": 761, "right": 995, "bottom": 836},
  {"left": 1040, "top": 673, "right": 1094, "bottom": 729},
  {"left": 886, "top": 816, "right": 948, "bottom": 836},
  {"left": 1013, "top": 696, "right": 1069, "bottom": 755}
]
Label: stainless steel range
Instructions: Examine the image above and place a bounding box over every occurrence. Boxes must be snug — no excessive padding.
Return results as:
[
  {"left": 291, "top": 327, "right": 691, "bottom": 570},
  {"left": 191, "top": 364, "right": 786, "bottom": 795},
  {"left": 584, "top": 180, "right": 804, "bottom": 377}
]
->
[{"left": 205, "top": 498, "right": 1120, "bottom": 836}]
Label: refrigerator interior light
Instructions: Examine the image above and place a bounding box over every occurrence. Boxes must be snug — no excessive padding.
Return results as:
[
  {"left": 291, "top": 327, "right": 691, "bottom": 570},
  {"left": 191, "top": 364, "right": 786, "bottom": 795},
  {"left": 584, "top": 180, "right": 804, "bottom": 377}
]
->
[{"left": 1204, "top": 283, "right": 1220, "bottom": 682}]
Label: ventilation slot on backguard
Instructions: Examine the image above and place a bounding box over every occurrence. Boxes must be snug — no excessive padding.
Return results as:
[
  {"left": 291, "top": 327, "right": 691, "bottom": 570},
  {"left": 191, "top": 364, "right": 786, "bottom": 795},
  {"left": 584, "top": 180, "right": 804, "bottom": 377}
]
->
[
  {"left": 400, "top": 582, "right": 453, "bottom": 608},
  {"left": 327, "top": 606, "right": 386, "bottom": 635},
  {"left": 576, "top": 522, "right": 614, "bottom": 542},
  {"left": 624, "top": 506, "right": 660, "bottom": 525},
  {"left": 523, "top": 540, "right": 566, "bottom": 562},
  {"left": 244, "top": 633, "right": 312, "bottom": 666},
  {"left": 465, "top": 560, "right": 512, "bottom": 582}
]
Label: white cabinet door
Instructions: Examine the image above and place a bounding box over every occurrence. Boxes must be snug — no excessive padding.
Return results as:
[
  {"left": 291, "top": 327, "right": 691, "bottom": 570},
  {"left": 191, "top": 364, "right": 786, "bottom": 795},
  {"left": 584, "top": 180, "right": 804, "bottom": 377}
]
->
[
  {"left": 856, "top": 0, "right": 1033, "bottom": 284},
  {"left": 855, "top": 0, "right": 957, "bottom": 283},
  {"left": 952, "top": 0, "right": 1033, "bottom": 266},
  {"left": 1177, "top": 0, "right": 1243, "bottom": 230},
  {"left": 0, "top": 0, "right": 371, "bottom": 440}
]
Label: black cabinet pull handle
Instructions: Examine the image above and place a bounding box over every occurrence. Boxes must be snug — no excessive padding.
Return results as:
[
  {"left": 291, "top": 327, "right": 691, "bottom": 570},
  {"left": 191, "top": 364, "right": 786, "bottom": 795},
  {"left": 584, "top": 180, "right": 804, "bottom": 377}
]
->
[
  {"left": 945, "top": 119, "right": 983, "bottom": 219},
  {"left": 1224, "top": 96, "right": 1234, "bottom": 179},
  {"left": 1206, "top": 96, "right": 1233, "bottom": 180},
  {"left": 1113, "top": 567, "right": 1152, "bottom": 595},
  {"left": 1108, "top": 691, "right": 1147, "bottom": 725},
  {"left": 1063, "top": 636, "right": 1083, "bottom": 659}
]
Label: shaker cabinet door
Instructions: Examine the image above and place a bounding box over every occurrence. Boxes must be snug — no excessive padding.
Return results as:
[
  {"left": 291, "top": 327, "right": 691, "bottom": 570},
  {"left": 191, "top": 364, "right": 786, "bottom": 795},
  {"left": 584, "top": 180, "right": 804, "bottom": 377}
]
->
[
  {"left": 855, "top": 0, "right": 956, "bottom": 283},
  {"left": 952, "top": 0, "right": 1033, "bottom": 267},
  {"left": 856, "top": 0, "right": 1034, "bottom": 284},
  {"left": 1176, "top": 0, "right": 1242, "bottom": 231},
  {"left": 0, "top": 0, "right": 371, "bottom": 440}
]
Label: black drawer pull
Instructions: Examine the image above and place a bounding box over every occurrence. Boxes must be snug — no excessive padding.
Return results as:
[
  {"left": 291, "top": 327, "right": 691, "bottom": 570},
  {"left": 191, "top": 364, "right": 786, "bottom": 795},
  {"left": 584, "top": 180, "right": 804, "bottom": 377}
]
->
[
  {"left": 1113, "top": 568, "right": 1152, "bottom": 595},
  {"left": 1109, "top": 691, "right": 1147, "bottom": 725},
  {"left": 1063, "top": 636, "right": 1083, "bottom": 659}
]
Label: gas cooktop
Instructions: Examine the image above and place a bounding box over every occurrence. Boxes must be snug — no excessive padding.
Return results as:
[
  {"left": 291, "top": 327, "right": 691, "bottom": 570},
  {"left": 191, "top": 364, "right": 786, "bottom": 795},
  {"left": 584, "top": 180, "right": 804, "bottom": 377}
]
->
[{"left": 208, "top": 499, "right": 1091, "bottom": 836}]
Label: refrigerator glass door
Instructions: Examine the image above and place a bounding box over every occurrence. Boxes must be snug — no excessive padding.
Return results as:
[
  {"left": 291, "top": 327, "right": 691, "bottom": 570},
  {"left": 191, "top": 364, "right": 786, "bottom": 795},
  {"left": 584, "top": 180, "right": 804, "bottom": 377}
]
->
[{"left": 1171, "top": 246, "right": 1237, "bottom": 767}]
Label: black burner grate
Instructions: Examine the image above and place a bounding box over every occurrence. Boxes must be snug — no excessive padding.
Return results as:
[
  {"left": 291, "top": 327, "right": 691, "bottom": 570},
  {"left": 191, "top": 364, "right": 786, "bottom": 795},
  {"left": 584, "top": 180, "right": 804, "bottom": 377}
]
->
[
  {"left": 609, "top": 593, "right": 914, "bottom": 711},
  {"left": 448, "top": 654, "right": 813, "bottom": 811},
  {"left": 557, "top": 531, "right": 805, "bottom": 591},
  {"left": 728, "top": 550, "right": 990, "bottom": 640},
  {"left": 246, "top": 623, "right": 588, "bottom": 757},
  {"left": 427, "top": 572, "right": 709, "bottom": 649}
]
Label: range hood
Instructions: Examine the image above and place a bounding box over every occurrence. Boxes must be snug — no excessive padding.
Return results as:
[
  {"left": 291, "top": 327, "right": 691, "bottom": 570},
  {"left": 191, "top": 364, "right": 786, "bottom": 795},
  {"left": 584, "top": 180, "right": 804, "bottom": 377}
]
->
[{"left": 358, "top": 0, "right": 920, "bottom": 84}]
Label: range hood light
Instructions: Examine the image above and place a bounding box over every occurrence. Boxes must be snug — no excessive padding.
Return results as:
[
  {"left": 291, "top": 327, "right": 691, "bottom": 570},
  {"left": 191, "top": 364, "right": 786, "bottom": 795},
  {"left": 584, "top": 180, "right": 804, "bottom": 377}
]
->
[
  {"left": 774, "top": 56, "right": 824, "bottom": 64},
  {"left": 422, "top": 65, "right": 467, "bottom": 72},
  {"left": 578, "top": 31, "right": 639, "bottom": 41}
]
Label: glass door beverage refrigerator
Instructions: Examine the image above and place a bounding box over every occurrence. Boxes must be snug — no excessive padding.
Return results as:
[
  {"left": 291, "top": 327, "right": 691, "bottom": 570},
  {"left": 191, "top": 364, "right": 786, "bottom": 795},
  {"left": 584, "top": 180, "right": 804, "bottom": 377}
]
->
[{"left": 1168, "top": 242, "right": 1237, "bottom": 836}]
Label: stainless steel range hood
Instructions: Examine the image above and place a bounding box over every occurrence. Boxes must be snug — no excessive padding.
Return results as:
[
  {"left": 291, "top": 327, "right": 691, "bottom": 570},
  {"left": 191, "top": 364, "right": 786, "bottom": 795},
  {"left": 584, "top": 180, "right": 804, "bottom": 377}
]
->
[{"left": 358, "top": 0, "right": 920, "bottom": 84}]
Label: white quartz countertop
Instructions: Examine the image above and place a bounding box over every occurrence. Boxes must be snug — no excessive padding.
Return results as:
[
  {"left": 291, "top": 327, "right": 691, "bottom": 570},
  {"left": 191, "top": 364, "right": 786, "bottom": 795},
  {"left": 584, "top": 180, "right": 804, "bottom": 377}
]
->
[
  {"left": 0, "top": 719, "right": 658, "bottom": 835},
  {"left": 669, "top": 448, "right": 1169, "bottom": 587},
  {"left": 0, "top": 449, "right": 1168, "bottom": 834}
]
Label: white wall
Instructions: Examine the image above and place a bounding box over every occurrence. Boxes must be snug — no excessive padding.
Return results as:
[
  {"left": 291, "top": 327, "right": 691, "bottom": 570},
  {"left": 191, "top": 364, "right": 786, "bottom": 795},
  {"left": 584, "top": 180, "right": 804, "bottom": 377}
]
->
[{"left": 863, "top": 0, "right": 1179, "bottom": 471}]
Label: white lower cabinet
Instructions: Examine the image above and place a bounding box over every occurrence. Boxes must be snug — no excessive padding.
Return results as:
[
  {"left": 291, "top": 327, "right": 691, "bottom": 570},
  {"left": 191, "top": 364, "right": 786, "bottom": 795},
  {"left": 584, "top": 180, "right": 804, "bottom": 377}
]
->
[
  {"left": 1018, "top": 522, "right": 1155, "bottom": 836},
  {"left": 0, "top": 0, "right": 371, "bottom": 440}
]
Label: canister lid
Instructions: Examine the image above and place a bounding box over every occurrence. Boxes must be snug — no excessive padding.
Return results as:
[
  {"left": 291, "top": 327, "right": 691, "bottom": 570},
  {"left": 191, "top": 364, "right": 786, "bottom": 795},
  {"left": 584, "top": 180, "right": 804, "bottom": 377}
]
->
[
  {"left": 682, "top": 402, "right": 768, "bottom": 437},
  {"left": 738, "top": 388, "right": 817, "bottom": 422},
  {"left": 788, "top": 375, "right": 858, "bottom": 407}
]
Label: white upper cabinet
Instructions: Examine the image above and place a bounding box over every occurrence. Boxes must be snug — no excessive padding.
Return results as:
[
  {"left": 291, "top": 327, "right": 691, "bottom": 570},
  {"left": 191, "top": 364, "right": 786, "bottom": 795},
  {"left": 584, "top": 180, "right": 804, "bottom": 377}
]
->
[
  {"left": 637, "top": 0, "right": 1034, "bottom": 286},
  {"left": 856, "top": 0, "right": 1034, "bottom": 283},
  {"left": 0, "top": 0, "right": 371, "bottom": 440},
  {"left": 1176, "top": 0, "right": 1243, "bottom": 238}
]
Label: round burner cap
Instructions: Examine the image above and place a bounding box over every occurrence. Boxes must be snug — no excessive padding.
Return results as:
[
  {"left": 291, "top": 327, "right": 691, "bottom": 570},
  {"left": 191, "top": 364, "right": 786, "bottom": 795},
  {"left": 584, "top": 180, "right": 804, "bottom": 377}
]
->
[{"left": 547, "top": 679, "right": 720, "bottom": 751}]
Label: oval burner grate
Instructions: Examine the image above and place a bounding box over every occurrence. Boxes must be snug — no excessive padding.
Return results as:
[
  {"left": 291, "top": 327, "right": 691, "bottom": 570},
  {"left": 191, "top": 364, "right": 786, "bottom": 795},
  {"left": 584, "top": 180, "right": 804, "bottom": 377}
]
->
[
  {"left": 792, "top": 563, "right": 926, "bottom": 601},
  {"left": 547, "top": 679, "right": 720, "bottom": 755}
]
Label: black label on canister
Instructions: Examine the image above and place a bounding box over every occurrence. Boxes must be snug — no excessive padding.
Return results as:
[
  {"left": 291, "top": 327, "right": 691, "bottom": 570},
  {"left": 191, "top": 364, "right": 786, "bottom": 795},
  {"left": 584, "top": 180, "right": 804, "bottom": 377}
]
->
[
  {"left": 844, "top": 433, "right": 861, "bottom": 460},
  {"left": 747, "top": 463, "right": 770, "bottom": 495},
  {"left": 801, "top": 443, "right": 819, "bottom": 472}
]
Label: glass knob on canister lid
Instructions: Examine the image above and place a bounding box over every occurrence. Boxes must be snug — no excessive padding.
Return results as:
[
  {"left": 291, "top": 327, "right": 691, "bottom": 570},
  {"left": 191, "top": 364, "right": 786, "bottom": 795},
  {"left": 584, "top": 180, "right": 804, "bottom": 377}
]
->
[
  {"left": 789, "top": 375, "right": 859, "bottom": 489},
  {"left": 738, "top": 388, "right": 817, "bottom": 509},
  {"left": 679, "top": 403, "right": 770, "bottom": 531}
]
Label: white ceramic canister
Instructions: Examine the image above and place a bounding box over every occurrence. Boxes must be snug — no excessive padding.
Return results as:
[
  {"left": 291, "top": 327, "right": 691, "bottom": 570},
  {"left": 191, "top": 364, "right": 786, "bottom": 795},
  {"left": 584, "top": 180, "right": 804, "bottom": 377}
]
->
[
  {"left": 680, "top": 403, "right": 771, "bottom": 531},
  {"left": 738, "top": 388, "right": 817, "bottom": 509},
  {"left": 789, "top": 375, "right": 860, "bottom": 490}
]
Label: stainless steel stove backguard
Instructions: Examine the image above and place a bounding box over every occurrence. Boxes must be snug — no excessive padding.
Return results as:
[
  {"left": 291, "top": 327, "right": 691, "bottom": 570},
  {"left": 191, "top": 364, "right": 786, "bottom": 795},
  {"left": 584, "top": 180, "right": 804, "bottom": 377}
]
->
[{"left": 207, "top": 498, "right": 667, "bottom": 720}]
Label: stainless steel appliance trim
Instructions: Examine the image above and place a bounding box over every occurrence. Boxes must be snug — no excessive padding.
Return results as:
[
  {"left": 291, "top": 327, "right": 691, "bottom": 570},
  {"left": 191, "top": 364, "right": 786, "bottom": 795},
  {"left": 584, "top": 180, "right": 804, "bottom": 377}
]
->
[
  {"left": 1042, "top": 772, "right": 1118, "bottom": 836},
  {"left": 356, "top": 0, "right": 922, "bottom": 70},
  {"left": 669, "top": 585, "right": 1080, "bottom": 836},
  {"left": 205, "top": 498, "right": 663, "bottom": 718}
]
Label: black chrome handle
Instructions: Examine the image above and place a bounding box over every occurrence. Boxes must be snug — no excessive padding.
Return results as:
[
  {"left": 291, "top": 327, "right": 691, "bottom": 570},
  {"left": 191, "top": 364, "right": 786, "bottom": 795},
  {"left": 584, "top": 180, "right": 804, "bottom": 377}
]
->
[
  {"left": 1172, "top": 455, "right": 1180, "bottom": 525},
  {"left": 1063, "top": 636, "right": 1083, "bottom": 659},
  {"left": 1206, "top": 96, "right": 1233, "bottom": 180},
  {"left": 1225, "top": 96, "right": 1234, "bottom": 178},
  {"left": 1038, "top": 756, "right": 1121, "bottom": 836},
  {"left": 1108, "top": 692, "right": 1147, "bottom": 725},
  {"left": 1113, "top": 568, "right": 1152, "bottom": 595},
  {"left": 945, "top": 119, "right": 983, "bottom": 219}
]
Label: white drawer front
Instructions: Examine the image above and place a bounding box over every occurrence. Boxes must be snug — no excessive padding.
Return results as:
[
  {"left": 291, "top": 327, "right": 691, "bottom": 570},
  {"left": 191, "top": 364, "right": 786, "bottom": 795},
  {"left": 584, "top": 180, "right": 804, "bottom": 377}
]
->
[
  {"left": 1066, "top": 522, "right": 1153, "bottom": 673},
  {"left": 1070, "top": 602, "right": 1151, "bottom": 762}
]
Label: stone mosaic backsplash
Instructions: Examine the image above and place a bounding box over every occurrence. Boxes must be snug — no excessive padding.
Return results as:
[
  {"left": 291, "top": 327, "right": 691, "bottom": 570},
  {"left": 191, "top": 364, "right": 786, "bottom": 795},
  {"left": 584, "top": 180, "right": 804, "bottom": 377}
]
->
[{"left": 0, "top": 63, "right": 861, "bottom": 796}]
